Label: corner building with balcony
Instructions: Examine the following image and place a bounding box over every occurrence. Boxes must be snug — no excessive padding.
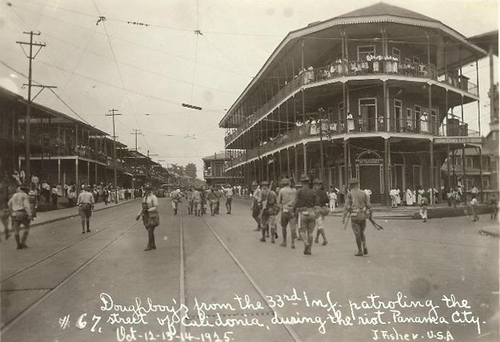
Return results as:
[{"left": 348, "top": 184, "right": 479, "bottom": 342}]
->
[{"left": 220, "top": 3, "right": 486, "bottom": 205}]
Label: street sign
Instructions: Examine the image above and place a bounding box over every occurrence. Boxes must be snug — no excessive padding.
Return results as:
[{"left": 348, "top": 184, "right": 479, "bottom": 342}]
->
[{"left": 434, "top": 137, "right": 483, "bottom": 144}]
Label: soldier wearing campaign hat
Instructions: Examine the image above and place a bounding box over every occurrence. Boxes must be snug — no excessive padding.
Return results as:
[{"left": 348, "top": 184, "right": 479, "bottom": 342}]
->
[
  {"left": 277, "top": 177, "right": 297, "bottom": 248},
  {"left": 136, "top": 183, "right": 160, "bottom": 251},
  {"left": 342, "top": 178, "right": 372, "bottom": 256},
  {"left": 313, "top": 178, "right": 329, "bottom": 246},
  {"left": 77, "top": 183, "right": 94, "bottom": 234},
  {"left": 296, "top": 174, "right": 317, "bottom": 255},
  {"left": 259, "top": 180, "right": 279, "bottom": 243}
]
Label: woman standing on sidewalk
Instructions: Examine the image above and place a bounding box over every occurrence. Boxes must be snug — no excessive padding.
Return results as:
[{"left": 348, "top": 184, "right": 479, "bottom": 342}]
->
[{"left": 136, "top": 183, "right": 159, "bottom": 251}]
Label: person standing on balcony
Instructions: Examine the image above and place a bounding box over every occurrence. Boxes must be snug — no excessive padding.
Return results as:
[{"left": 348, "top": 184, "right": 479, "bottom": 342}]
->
[
  {"left": 347, "top": 112, "right": 354, "bottom": 132},
  {"left": 250, "top": 181, "right": 262, "bottom": 231},
  {"left": 342, "top": 178, "right": 372, "bottom": 257},
  {"left": 296, "top": 174, "right": 316, "bottom": 255},
  {"left": 277, "top": 177, "right": 297, "bottom": 249},
  {"left": 313, "top": 179, "right": 329, "bottom": 246}
]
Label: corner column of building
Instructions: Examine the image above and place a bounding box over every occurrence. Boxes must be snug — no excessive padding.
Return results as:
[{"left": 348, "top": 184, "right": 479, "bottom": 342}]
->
[
  {"left": 430, "top": 139, "right": 435, "bottom": 206},
  {"left": 384, "top": 138, "right": 390, "bottom": 206},
  {"left": 303, "top": 143, "right": 307, "bottom": 176}
]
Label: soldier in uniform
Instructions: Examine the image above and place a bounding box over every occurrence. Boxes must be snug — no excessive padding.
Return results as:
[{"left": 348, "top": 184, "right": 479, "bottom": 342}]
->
[
  {"left": 250, "top": 181, "right": 261, "bottom": 231},
  {"left": 296, "top": 174, "right": 316, "bottom": 255},
  {"left": 193, "top": 187, "right": 202, "bottom": 216},
  {"left": 136, "top": 183, "right": 159, "bottom": 251},
  {"left": 186, "top": 187, "right": 194, "bottom": 215},
  {"left": 313, "top": 179, "right": 329, "bottom": 246},
  {"left": 259, "top": 181, "right": 279, "bottom": 243},
  {"left": 342, "top": 178, "right": 372, "bottom": 256},
  {"left": 77, "top": 184, "right": 94, "bottom": 234},
  {"left": 277, "top": 177, "right": 297, "bottom": 249},
  {"left": 8, "top": 185, "right": 32, "bottom": 249}
]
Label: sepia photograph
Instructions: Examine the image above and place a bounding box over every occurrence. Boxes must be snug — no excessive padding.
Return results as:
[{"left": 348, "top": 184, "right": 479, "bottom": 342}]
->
[{"left": 0, "top": 0, "right": 499, "bottom": 341}]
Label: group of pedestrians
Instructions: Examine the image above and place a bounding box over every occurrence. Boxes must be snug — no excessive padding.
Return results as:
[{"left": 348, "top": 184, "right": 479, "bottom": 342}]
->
[{"left": 249, "top": 174, "right": 370, "bottom": 256}]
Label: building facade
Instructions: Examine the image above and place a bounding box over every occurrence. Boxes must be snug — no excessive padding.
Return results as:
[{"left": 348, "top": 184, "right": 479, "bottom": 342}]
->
[
  {"left": 0, "top": 86, "right": 169, "bottom": 190},
  {"left": 203, "top": 152, "right": 243, "bottom": 186},
  {"left": 220, "top": 3, "right": 487, "bottom": 205}
]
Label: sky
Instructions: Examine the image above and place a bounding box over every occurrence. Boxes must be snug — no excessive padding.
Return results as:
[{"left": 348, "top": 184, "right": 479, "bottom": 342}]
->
[{"left": 0, "top": 0, "right": 498, "bottom": 179}]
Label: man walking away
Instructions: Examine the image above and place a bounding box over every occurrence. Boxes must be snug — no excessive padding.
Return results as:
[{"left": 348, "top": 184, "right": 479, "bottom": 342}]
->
[
  {"left": 186, "top": 187, "right": 194, "bottom": 215},
  {"left": 296, "top": 174, "right": 316, "bottom": 255},
  {"left": 193, "top": 187, "right": 202, "bottom": 216},
  {"left": 207, "top": 188, "right": 217, "bottom": 216},
  {"left": 225, "top": 185, "right": 233, "bottom": 214},
  {"left": 77, "top": 185, "right": 94, "bottom": 234},
  {"left": 277, "top": 177, "right": 297, "bottom": 249},
  {"left": 313, "top": 179, "right": 329, "bottom": 246},
  {"left": 250, "top": 181, "right": 261, "bottom": 231},
  {"left": 488, "top": 194, "right": 498, "bottom": 220},
  {"left": 8, "top": 186, "right": 32, "bottom": 249},
  {"left": 259, "top": 181, "right": 278, "bottom": 243},
  {"left": 342, "top": 179, "right": 372, "bottom": 256}
]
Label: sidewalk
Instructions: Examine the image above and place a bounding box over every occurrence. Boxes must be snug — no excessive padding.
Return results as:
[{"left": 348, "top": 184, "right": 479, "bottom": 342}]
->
[
  {"left": 29, "top": 199, "right": 138, "bottom": 228},
  {"left": 233, "top": 196, "right": 492, "bottom": 220}
]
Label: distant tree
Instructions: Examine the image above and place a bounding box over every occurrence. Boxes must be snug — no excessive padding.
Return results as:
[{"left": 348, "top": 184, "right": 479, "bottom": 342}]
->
[{"left": 185, "top": 163, "right": 197, "bottom": 179}]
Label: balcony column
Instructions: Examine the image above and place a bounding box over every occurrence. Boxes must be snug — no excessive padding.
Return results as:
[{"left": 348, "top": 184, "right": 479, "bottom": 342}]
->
[
  {"left": 428, "top": 83, "right": 432, "bottom": 133},
  {"left": 57, "top": 124, "right": 61, "bottom": 156},
  {"left": 383, "top": 80, "right": 389, "bottom": 132},
  {"left": 75, "top": 158, "right": 79, "bottom": 190},
  {"left": 287, "top": 147, "right": 291, "bottom": 178},
  {"left": 301, "top": 89, "right": 305, "bottom": 122},
  {"left": 462, "top": 144, "right": 467, "bottom": 195},
  {"left": 478, "top": 146, "right": 483, "bottom": 203},
  {"left": 279, "top": 150, "right": 282, "bottom": 180},
  {"left": 58, "top": 158, "right": 61, "bottom": 184},
  {"left": 266, "top": 156, "right": 270, "bottom": 181},
  {"left": 384, "top": 138, "right": 390, "bottom": 207},
  {"left": 342, "top": 82, "right": 347, "bottom": 133},
  {"left": 343, "top": 138, "right": 349, "bottom": 191},
  {"left": 444, "top": 89, "right": 448, "bottom": 136},
  {"left": 430, "top": 139, "right": 435, "bottom": 206},
  {"left": 301, "top": 38, "right": 304, "bottom": 70},
  {"left": 95, "top": 163, "right": 98, "bottom": 184},
  {"left": 294, "top": 145, "right": 298, "bottom": 183},
  {"left": 303, "top": 143, "right": 307, "bottom": 176},
  {"left": 87, "top": 160, "right": 90, "bottom": 185},
  {"left": 476, "top": 59, "right": 481, "bottom": 135},
  {"left": 446, "top": 144, "right": 451, "bottom": 191},
  {"left": 426, "top": 32, "right": 431, "bottom": 77}
]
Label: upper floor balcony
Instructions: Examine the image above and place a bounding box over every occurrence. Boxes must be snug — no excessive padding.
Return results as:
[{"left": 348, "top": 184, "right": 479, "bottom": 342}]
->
[
  {"left": 226, "top": 117, "right": 479, "bottom": 169},
  {"left": 224, "top": 58, "right": 478, "bottom": 148}
]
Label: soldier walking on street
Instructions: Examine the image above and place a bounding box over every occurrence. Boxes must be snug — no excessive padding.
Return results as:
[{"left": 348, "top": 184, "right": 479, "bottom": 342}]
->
[
  {"left": 313, "top": 179, "right": 329, "bottom": 246},
  {"left": 225, "top": 185, "right": 233, "bottom": 214},
  {"left": 250, "top": 181, "right": 261, "bottom": 231},
  {"left": 259, "top": 181, "right": 279, "bottom": 243},
  {"left": 77, "top": 184, "right": 94, "bottom": 234},
  {"left": 193, "top": 187, "right": 202, "bottom": 216},
  {"left": 186, "top": 187, "right": 194, "bottom": 215},
  {"left": 136, "top": 183, "right": 159, "bottom": 251},
  {"left": 342, "top": 179, "right": 372, "bottom": 256},
  {"left": 296, "top": 174, "right": 316, "bottom": 255},
  {"left": 277, "top": 177, "right": 297, "bottom": 249},
  {"left": 8, "top": 185, "right": 32, "bottom": 249}
]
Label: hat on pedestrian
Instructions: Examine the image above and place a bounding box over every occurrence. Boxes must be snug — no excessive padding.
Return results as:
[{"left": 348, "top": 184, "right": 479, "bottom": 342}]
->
[
  {"left": 280, "top": 177, "right": 290, "bottom": 185},
  {"left": 144, "top": 183, "right": 153, "bottom": 190},
  {"left": 299, "top": 174, "right": 310, "bottom": 182},
  {"left": 261, "top": 180, "right": 270, "bottom": 186},
  {"left": 251, "top": 181, "right": 259, "bottom": 187},
  {"left": 348, "top": 178, "right": 359, "bottom": 185},
  {"left": 312, "top": 178, "right": 322, "bottom": 185}
]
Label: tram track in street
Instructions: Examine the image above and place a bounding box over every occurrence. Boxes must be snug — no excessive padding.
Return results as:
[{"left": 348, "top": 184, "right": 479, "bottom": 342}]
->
[
  {"left": 177, "top": 208, "right": 302, "bottom": 342},
  {"left": 1, "top": 205, "right": 139, "bottom": 283},
  {"left": 0, "top": 219, "right": 141, "bottom": 333}
]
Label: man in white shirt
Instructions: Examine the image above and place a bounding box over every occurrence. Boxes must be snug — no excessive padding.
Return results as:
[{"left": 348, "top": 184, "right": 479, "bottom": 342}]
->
[
  {"left": 77, "top": 185, "right": 94, "bottom": 234},
  {"left": 8, "top": 186, "right": 31, "bottom": 249},
  {"left": 225, "top": 185, "right": 234, "bottom": 214}
]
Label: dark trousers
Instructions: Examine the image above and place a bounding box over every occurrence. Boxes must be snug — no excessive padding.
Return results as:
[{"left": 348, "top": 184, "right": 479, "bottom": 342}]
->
[
  {"left": 52, "top": 193, "right": 58, "bottom": 207},
  {"left": 280, "top": 210, "right": 296, "bottom": 244},
  {"left": 226, "top": 198, "right": 232, "bottom": 213},
  {"left": 12, "top": 211, "right": 30, "bottom": 248},
  {"left": 145, "top": 225, "right": 156, "bottom": 249}
]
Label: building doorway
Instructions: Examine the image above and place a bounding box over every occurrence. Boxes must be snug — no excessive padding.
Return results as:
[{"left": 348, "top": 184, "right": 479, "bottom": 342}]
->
[{"left": 359, "top": 98, "right": 377, "bottom": 132}]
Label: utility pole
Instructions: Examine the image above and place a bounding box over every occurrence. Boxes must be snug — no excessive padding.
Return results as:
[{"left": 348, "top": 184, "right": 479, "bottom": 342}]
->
[
  {"left": 105, "top": 109, "right": 121, "bottom": 202},
  {"left": 131, "top": 129, "right": 142, "bottom": 188},
  {"left": 17, "top": 31, "right": 55, "bottom": 184}
]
